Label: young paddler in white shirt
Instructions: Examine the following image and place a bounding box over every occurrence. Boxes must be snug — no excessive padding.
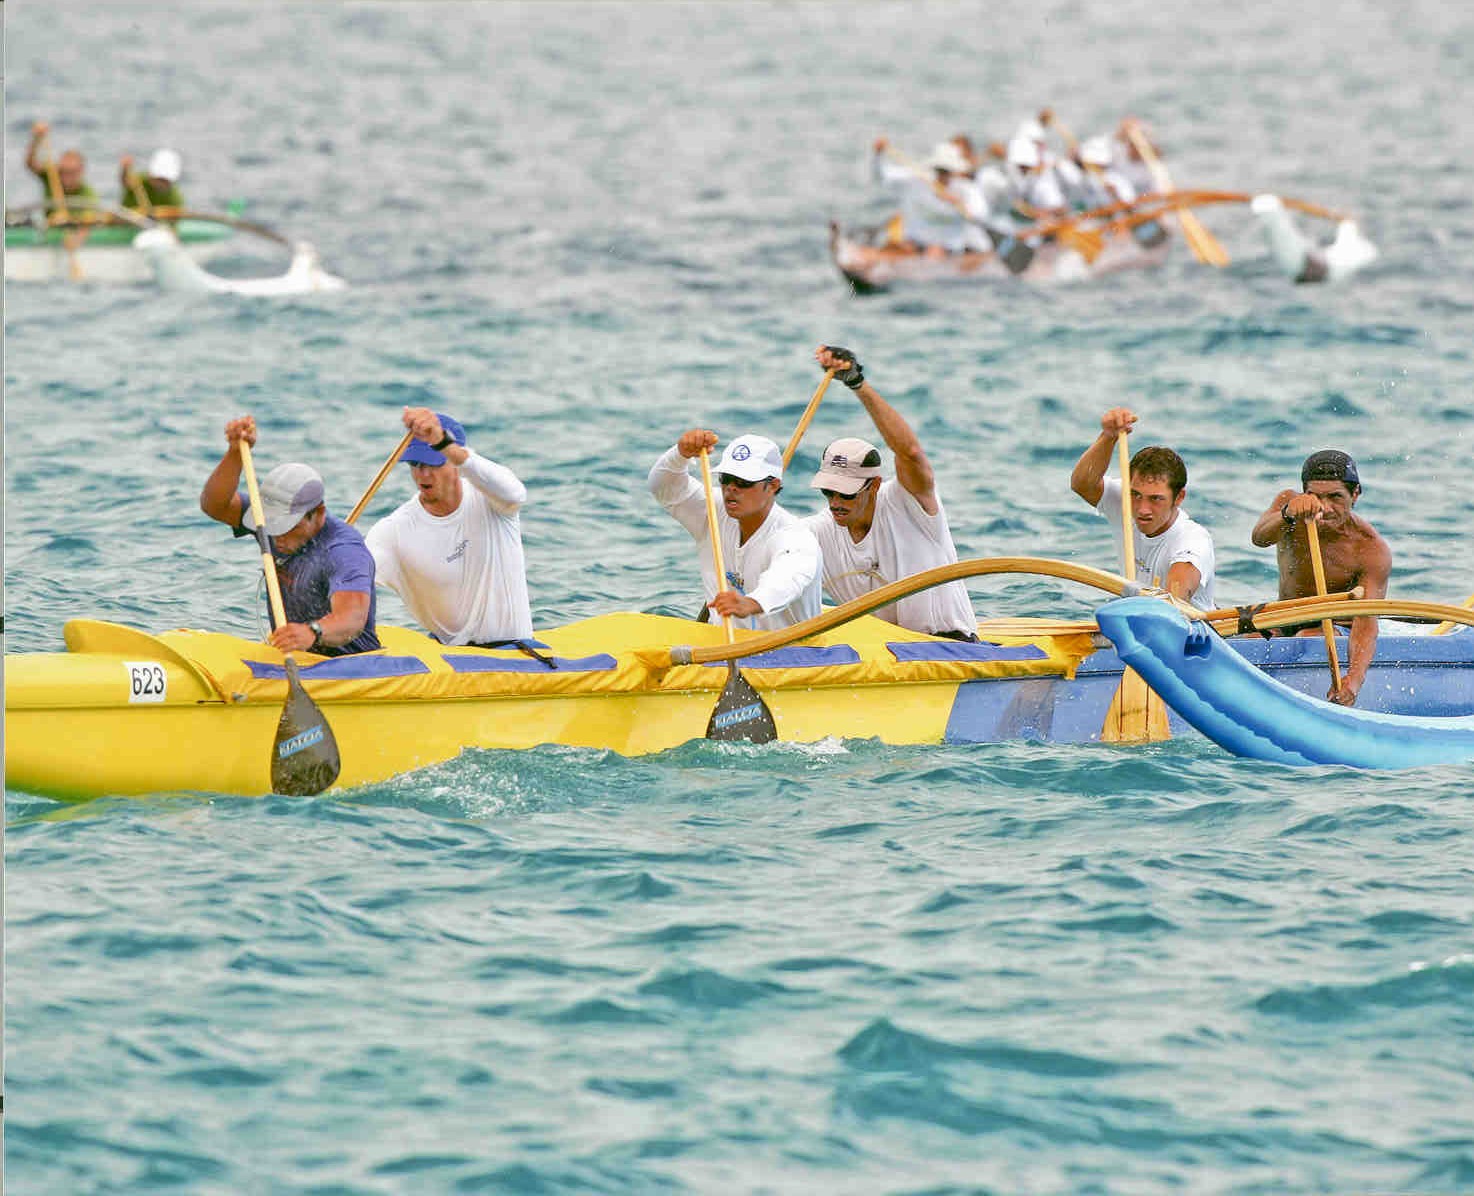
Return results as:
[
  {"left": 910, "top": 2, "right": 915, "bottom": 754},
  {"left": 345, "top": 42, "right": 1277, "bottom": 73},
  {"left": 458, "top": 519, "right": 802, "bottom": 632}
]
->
[
  {"left": 365, "top": 406, "right": 535, "bottom": 648},
  {"left": 801, "top": 346, "right": 978, "bottom": 641},
  {"left": 1069, "top": 407, "right": 1217, "bottom": 610},
  {"left": 648, "top": 430, "right": 822, "bottom": 631}
]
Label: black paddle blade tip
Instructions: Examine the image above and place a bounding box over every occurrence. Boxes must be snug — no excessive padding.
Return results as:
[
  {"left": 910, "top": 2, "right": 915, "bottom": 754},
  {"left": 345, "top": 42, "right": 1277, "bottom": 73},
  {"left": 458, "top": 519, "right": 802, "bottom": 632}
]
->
[
  {"left": 272, "top": 660, "right": 342, "bottom": 796},
  {"left": 705, "top": 666, "right": 778, "bottom": 744}
]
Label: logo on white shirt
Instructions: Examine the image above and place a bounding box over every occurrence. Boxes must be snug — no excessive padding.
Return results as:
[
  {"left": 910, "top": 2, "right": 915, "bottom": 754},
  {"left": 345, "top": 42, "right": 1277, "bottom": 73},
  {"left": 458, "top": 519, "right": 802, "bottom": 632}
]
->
[{"left": 446, "top": 538, "right": 469, "bottom": 564}]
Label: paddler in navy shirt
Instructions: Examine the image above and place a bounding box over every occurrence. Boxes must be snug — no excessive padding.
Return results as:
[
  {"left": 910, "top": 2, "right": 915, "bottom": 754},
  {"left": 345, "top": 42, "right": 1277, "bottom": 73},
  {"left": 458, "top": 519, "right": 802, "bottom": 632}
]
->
[{"left": 200, "top": 415, "right": 380, "bottom": 656}]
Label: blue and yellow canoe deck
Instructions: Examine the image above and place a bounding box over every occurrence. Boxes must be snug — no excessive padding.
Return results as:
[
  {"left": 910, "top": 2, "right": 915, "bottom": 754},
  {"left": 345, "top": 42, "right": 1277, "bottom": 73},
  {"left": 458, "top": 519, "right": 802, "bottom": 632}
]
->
[{"left": 5, "top": 613, "right": 1097, "bottom": 800}]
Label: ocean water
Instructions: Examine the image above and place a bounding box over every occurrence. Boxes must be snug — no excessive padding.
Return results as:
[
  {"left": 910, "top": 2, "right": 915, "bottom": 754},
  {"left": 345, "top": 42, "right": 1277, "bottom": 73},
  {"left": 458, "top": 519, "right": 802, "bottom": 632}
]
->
[{"left": 5, "top": 2, "right": 1473, "bottom": 1192}]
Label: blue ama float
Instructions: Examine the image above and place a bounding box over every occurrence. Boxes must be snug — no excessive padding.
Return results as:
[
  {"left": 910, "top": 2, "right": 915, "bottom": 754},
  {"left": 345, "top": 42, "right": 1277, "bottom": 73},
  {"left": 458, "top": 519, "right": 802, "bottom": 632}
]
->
[{"left": 1094, "top": 597, "right": 1474, "bottom": 769}]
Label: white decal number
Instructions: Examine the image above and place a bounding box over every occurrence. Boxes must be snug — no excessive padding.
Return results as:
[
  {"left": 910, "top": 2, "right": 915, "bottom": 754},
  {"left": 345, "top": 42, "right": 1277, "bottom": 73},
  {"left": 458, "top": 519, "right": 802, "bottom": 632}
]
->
[{"left": 126, "top": 662, "right": 168, "bottom": 704}]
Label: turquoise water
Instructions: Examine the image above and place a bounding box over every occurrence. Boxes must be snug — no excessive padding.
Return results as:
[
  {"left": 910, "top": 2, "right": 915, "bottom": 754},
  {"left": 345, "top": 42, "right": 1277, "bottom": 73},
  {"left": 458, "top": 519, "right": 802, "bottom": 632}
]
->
[{"left": 6, "top": 2, "right": 1473, "bottom": 1192}]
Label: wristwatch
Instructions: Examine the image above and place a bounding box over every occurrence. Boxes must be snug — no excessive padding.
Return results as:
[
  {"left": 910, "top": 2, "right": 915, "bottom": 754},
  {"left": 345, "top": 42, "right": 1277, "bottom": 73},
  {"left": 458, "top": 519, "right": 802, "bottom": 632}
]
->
[{"left": 308, "top": 621, "right": 324, "bottom": 651}]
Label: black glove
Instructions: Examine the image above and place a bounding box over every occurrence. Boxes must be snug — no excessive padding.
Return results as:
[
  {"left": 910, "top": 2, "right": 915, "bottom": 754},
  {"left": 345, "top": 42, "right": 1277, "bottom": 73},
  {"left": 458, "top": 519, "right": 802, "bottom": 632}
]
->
[{"left": 823, "top": 346, "right": 865, "bottom": 390}]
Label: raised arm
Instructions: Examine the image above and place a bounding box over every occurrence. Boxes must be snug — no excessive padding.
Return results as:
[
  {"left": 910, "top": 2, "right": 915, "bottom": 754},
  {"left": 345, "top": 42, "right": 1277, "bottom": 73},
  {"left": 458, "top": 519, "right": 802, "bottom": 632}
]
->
[
  {"left": 816, "top": 346, "right": 939, "bottom": 515},
  {"left": 25, "top": 121, "right": 49, "bottom": 174},
  {"left": 199, "top": 415, "right": 255, "bottom": 528},
  {"left": 1070, "top": 408, "right": 1137, "bottom": 507}
]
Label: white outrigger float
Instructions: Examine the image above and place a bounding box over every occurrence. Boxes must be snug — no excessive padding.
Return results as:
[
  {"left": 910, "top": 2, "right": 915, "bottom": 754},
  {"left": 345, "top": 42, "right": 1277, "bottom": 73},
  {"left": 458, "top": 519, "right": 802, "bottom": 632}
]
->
[{"left": 4, "top": 201, "right": 345, "bottom": 295}]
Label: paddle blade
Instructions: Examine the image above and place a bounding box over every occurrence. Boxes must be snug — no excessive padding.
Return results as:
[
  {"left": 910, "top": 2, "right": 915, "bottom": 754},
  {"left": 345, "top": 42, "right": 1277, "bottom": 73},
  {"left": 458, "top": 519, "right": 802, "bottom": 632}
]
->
[
  {"left": 997, "top": 235, "right": 1035, "bottom": 274},
  {"left": 1101, "top": 667, "right": 1171, "bottom": 744},
  {"left": 271, "top": 658, "right": 341, "bottom": 795},
  {"left": 705, "top": 662, "right": 777, "bottom": 744},
  {"left": 1055, "top": 223, "right": 1103, "bottom": 263}
]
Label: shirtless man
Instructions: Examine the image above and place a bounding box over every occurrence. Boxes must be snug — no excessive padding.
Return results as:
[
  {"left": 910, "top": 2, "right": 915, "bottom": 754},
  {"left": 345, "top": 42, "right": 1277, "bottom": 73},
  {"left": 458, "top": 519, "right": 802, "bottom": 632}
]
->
[{"left": 1251, "top": 450, "right": 1391, "bottom": 707}]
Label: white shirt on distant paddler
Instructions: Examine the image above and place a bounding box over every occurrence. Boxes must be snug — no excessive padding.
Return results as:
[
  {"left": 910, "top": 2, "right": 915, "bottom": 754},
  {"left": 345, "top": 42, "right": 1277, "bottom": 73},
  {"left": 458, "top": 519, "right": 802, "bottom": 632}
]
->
[
  {"left": 802, "top": 479, "right": 976, "bottom": 637},
  {"left": 648, "top": 446, "right": 822, "bottom": 631},
  {"left": 1095, "top": 476, "right": 1217, "bottom": 610},
  {"left": 366, "top": 450, "right": 534, "bottom": 644},
  {"left": 871, "top": 151, "right": 978, "bottom": 254}
]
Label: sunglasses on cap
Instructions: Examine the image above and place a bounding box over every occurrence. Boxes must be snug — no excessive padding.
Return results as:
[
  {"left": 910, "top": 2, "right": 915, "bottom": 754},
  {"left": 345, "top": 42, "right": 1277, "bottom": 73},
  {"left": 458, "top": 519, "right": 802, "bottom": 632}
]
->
[{"left": 718, "top": 473, "right": 764, "bottom": 489}]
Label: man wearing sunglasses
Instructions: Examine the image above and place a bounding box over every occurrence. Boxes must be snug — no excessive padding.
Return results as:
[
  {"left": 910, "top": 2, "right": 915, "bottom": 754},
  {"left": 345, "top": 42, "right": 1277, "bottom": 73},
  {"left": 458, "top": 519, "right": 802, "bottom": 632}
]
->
[
  {"left": 802, "top": 346, "right": 978, "bottom": 641},
  {"left": 648, "top": 429, "right": 822, "bottom": 630}
]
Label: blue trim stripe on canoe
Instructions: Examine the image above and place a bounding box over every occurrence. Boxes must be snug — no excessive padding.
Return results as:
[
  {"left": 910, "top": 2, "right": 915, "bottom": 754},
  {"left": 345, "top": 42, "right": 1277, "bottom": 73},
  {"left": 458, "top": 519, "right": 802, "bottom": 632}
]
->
[
  {"left": 246, "top": 656, "right": 431, "bottom": 680},
  {"left": 887, "top": 641, "right": 1049, "bottom": 664},
  {"left": 446, "top": 653, "right": 617, "bottom": 674},
  {"left": 700, "top": 645, "right": 861, "bottom": 669}
]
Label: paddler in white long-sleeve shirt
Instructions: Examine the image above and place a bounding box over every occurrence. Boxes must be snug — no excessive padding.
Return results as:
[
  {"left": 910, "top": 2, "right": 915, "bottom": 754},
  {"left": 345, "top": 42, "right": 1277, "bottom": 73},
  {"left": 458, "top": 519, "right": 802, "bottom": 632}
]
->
[
  {"left": 366, "top": 406, "right": 535, "bottom": 646},
  {"left": 649, "top": 430, "right": 822, "bottom": 631},
  {"left": 870, "top": 137, "right": 991, "bottom": 256}
]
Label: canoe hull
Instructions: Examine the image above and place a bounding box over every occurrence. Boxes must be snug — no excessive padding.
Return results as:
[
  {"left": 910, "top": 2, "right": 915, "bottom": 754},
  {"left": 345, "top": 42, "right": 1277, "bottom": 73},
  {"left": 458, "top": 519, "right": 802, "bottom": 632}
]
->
[
  {"left": 8, "top": 612, "right": 1472, "bottom": 798},
  {"left": 4, "top": 220, "right": 234, "bottom": 283},
  {"left": 1096, "top": 597, "right": 1474, "bottom": 768},
  {"left": 829, "top": 221, "right": 1170, "bottom": 292},
  {"left": 5, "top": 614, "right": 1090, "bottom": 799}
]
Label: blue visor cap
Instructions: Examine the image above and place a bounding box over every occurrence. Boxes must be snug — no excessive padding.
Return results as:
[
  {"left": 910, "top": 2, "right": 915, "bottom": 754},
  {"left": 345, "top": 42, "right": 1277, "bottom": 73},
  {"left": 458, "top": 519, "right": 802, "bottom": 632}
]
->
[{"left": 402, "top": 414, "right": 467, "bottom": 467}]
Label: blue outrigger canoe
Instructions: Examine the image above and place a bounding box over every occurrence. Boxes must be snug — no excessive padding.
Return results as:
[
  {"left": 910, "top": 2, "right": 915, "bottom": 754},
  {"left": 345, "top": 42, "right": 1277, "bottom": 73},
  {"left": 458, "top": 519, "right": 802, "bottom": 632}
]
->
[{"left": 1094, "top": 597, "right": 1474, "bottom": 768}]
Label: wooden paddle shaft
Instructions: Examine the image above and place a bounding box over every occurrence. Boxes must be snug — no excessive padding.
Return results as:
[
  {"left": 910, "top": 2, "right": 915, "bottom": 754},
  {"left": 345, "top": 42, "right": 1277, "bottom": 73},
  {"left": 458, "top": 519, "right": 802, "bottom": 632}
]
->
[
  {"left": 346, "top": 431, "right": 414, "bottom": 525},
  {"left": 237, "top": 439, "right": 290, "bottom": 632},
  {"left": 1123, "top": 124, "right": 1229, "bottom": 267},
  {"left": 1116, "top": 431, "right": 1135, "bottom": 581},
  {"left": 783, "top": 370, "right": 835, "bottom": 468},
  {"left": 1304, "top": 519, "right": 1344, "bottom": 691},
  {"left": 125, "top": 168, "right": 153, "bottom": 215},
  {"left": 37, "top": 131, "right": 70, "bottom": 220},
  {"left": 698, "top": 448, "right": 735, "bottom": 643}
]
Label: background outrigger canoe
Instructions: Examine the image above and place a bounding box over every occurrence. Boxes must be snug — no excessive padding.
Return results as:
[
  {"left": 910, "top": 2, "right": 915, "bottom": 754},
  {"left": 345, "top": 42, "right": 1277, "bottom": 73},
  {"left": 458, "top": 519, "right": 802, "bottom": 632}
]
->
[
  {"left": 4, "top": 202, "right": 243, "bottom": 283},
  {"left": 829, "top": 219, "right": 1170, "bottom": 292}
]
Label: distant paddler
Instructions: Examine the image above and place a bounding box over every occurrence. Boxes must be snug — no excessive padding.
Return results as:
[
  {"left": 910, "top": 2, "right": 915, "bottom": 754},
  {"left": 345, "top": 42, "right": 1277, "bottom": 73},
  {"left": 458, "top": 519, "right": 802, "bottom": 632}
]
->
[
  {"left": 120, "top": 148, "right": 186, "bottom": 213},
  {"left": 1068, "top": 136, "right": 1137, "bottom": 210},
  {"left": 200, "top": 415, "right": 380, "bottom": 655},
  {"left": 801, "top": 346, "right": 978, "bottom": 641},
  {"left": 364, "top": 407, "right": 535, "bottom": 648},
  {"left": 649, "top": 429, "right": 822, "bottom": 630},
  {"left": 1070, "top": 408, "right": 1217, "bottom": 610},
  {"left": 1251, "top": 450, "right": 1390, "bottom": 707},
  {"left": 1004, "top": 134, "right": 1069, "bottom": 222},
  {"left": 24, "top": 121, "right": 98, "bottom": 216},
  {"left": 1110, "top": 116, "right": 1160, "bottom": 199},
  {"left": 869, "top": 136, "right": 993, "bottom": 256}
]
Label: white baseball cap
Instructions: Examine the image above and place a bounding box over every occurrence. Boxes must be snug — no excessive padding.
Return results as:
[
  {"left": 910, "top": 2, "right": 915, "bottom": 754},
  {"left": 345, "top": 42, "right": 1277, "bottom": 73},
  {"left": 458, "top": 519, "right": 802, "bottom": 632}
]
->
[
  {"left": 1007, "top": 137, "right": 1040, "bottom": 169},
  {"left": 243, "top": 463, "right": 325, "bottom": 535},
  {"left": 811, "top": 437, "right": 883, "bottom": 495},
  {"left": 1080, "top": 136, "right": 1114, "bottom": 167},
  {"left": 716, "top": 434, "right": 783, "bottom": 482},
  {"left": 148, "top": 148, "right": 183, "bottom": 182},
  {"left": 925, "top": 141, "right": 971, "bottom": 174}
]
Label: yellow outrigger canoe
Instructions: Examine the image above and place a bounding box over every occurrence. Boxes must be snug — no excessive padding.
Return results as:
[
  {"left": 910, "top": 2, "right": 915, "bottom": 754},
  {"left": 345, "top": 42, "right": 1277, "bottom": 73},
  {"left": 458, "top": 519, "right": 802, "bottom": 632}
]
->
[
  {"left": 13, "top": 557, "right": 1453, "bottom": 801},
  {"left": 5, "top": 607, "right": 1096, "bottom": 801}
]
